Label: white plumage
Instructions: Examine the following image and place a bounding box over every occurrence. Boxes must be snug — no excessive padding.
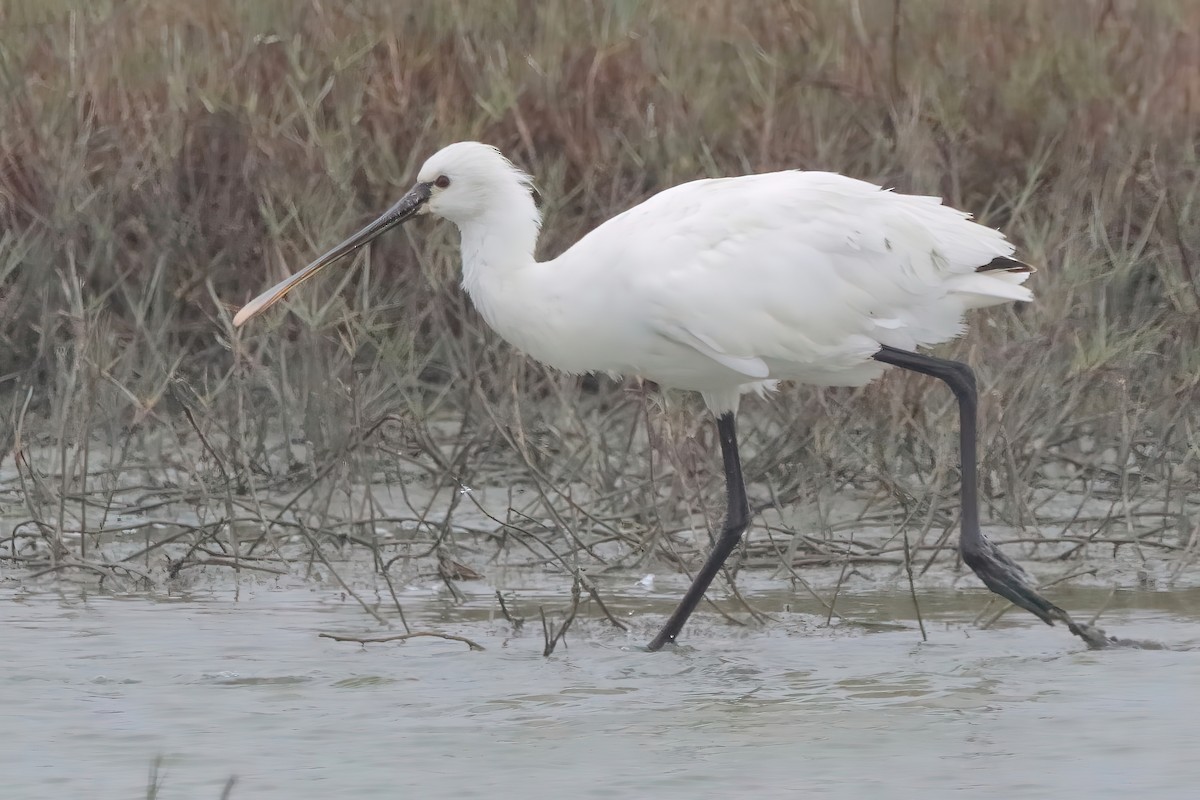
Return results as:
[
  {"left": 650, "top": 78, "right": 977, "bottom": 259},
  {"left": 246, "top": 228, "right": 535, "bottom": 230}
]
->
[
  {"left": 411, "top": 144, "right": 1030, "bottom": 413},
  {"left": 233, "top": 142, "right": 1085, "bottom": 650},
  {"left": 236, "top": 142, "right": 1031, "bottom": 407}
]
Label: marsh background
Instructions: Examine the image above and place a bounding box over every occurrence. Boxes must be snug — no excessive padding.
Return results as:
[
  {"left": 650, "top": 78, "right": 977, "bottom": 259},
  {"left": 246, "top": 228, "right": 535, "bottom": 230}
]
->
[
  {"left": 2, "top": 0, "right": 1198, "bottom": 626},
  {"left": 4, "top": 3, "right": 1200, "bottom": 796}
]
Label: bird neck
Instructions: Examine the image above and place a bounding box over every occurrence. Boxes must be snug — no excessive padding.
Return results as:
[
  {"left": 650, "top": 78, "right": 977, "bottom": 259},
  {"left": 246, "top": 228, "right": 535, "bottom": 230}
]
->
[{"left": 457, "top": 190, "right": 541, "bottom": 312}]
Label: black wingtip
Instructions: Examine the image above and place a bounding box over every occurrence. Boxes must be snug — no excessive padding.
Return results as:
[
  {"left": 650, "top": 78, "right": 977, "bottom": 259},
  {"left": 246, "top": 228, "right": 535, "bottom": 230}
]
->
[{"left": 977, "top": 255, "right": 1037, "bottom": 274}]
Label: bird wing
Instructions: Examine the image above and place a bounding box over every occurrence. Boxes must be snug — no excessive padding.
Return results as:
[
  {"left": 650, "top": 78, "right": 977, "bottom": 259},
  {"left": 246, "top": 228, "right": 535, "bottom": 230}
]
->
[
  {"left": 570, "top": 170, "right": 1030, "bottom": 379},
  {"left": 655, "top": 322, "right": 771, "bottom": 379}
]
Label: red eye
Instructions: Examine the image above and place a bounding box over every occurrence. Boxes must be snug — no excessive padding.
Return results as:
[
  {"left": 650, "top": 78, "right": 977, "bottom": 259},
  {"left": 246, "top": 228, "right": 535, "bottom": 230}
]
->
[{"left": 434, "top": 175, "right": 451, "bottom": 189}]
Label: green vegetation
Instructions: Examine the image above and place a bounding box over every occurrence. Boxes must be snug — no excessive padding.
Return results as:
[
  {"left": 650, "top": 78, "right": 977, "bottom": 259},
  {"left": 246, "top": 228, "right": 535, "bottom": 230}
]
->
[{"left": 2, "top": 2, "right": 1196, "bottom": 604}]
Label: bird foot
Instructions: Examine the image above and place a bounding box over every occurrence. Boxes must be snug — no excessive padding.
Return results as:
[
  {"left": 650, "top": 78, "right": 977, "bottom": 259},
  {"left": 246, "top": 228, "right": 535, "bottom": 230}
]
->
[
  {"left": 961, "top": 534, "right": 1064, "bottom": 626},
  {"left": 961, "top": 535, "right": 1145, "bottom": 648},
  {"left": 1063, "top": 618, "right": 1117, "bottom": 650}
]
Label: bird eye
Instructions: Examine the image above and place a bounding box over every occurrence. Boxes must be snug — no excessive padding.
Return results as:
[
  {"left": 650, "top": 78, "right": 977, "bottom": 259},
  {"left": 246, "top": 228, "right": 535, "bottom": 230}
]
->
[{"left": 434, "top": 175, "right": 451, "bottom": 189}]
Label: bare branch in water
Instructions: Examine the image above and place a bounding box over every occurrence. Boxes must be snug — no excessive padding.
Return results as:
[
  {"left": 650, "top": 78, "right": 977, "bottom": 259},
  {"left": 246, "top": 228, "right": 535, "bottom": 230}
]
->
[{"left": 319, "top": 631, "right": 485, "bottom": 652}]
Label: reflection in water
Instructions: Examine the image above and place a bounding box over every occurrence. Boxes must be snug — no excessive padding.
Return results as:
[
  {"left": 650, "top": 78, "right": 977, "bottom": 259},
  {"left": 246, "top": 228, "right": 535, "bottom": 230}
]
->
[{"left": 2, "top": 584, "right": 1199, "bottom": 799}]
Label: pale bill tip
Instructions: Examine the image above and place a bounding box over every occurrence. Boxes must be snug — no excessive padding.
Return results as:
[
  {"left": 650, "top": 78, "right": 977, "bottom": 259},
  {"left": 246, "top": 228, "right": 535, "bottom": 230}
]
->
[{"left": 232, "top": 295, "right": 269, "bottom": 328}]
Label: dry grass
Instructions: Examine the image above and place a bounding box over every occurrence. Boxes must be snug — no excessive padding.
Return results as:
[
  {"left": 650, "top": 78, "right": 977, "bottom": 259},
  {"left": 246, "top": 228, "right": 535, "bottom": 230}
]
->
[{"left": 2, "top": 1, "right": 1198, "bottom": 614}]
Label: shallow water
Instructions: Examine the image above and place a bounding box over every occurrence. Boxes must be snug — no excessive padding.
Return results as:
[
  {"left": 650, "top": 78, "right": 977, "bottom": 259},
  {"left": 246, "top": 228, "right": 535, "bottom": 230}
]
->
[{"left": 3, "top": 581, "right": 1199, "bottom": 799}]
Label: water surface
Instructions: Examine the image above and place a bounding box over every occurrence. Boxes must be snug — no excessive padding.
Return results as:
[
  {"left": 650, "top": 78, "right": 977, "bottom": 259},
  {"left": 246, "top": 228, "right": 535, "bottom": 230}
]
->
[{"left": 3, "top": 581, "right": 1199, "bottom": 799}]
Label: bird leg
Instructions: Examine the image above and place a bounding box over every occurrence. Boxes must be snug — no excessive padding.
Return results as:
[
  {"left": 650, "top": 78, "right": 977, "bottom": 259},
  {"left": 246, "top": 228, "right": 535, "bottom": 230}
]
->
[
  {"left": 647, "top": 412, "right": 750, "bottom": 650},
  {"left": 872, "top": 346, "right": 1110, "bottom": 644},
  {"left": 645, "top": 350, "right": 1112, "bottom": 650}
]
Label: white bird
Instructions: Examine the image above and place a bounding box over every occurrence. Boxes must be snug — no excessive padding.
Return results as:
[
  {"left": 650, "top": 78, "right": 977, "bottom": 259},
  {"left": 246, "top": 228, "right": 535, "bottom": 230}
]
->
[{"left": 234, "top": 141, "right": 1098, "bottom": 649}]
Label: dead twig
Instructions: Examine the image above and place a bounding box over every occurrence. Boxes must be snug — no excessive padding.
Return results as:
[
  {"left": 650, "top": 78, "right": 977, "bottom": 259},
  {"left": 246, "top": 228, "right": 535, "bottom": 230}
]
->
[
  {"left": 169, "top": 557, "right": 289, "bottom": 576},
  {"left": 903, "top": 528, "right": 927, "bottom": 642},
  {"left": 541, "top": 573, "right": 583, "bottom": 656},
  {"left": 319, "top": 631, "right": 484, "bottom": 651},
  {"left": 496, "top": 590, "right": 525, "bottom": 631}
]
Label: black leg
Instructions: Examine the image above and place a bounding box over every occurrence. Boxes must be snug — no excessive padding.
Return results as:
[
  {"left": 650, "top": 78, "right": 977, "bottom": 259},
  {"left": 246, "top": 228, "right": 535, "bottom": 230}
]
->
[
  {"left": 871, "top": 345, "right": 1068, "bottom": 625},
  {"left": 647, "top": 412, "right": 750, "bottom": 650}
]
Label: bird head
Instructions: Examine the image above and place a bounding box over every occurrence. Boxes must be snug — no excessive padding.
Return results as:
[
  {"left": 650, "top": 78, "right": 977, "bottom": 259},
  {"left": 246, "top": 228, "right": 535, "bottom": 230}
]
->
[
  {"left": 232, "top": 141, "right": 533, "bottom": 328},
  {"left": 416, "top": 141, "right": 534, "bottom": 226}
]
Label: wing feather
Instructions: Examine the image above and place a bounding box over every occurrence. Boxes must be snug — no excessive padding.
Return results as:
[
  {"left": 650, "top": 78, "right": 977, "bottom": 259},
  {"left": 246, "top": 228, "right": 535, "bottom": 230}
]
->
[{"left": 600, "top": 171, "right": 1031, "bottom": 375}]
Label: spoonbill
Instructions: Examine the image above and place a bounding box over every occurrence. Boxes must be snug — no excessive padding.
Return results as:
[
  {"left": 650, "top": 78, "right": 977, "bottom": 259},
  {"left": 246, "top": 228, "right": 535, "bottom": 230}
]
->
[{"left": 233, "top": 142, "right": 1094, "bottom": 649}]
